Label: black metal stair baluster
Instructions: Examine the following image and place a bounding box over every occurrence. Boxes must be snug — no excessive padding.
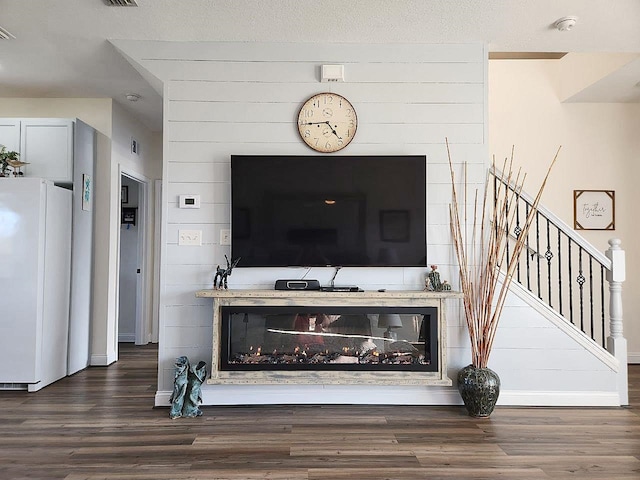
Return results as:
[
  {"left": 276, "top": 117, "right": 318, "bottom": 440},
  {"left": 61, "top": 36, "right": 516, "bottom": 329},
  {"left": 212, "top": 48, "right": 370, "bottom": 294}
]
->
[
  {"left": 545, "top": 218, "right": 553, "bottom": 308},
  {"left": 504, "top": 187, "right": 510, "bottom": 269},
  {"left": 577, "top": 247, "right": 585, "bottom": 333},
  {"left": 568, "top": 238, "right": 574, "bottom": 325},
  {"left": 525, "top": 203, "right": 531, "bottom": 292},
  {"left": 536, "top": 211, "right": 541, "bottom": 299},
  {"left": 515, "top": 194, "right": 522, "bottom": 283},
  {"left": 589, "top": 257, "right": 594, "bottom": 341},
  {"left": 600, "top": 264, "right": 606, "bottom": 348},
  {"left": 558, "top": 228, "right": 563, "bottom": 316}
]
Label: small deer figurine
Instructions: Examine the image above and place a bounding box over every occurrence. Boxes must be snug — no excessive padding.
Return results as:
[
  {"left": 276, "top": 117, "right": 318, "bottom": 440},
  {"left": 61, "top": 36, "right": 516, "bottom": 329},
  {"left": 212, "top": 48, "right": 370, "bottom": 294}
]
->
[{"left": 213, "top": 255, "right": 241, "bottom": 289}]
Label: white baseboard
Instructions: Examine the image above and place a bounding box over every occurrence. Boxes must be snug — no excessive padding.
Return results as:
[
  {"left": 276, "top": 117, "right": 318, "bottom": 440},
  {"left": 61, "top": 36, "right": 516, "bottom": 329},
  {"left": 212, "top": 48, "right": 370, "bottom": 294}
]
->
[
  {"left": 155, "top": 386, "right": 621, "bottom": 408},
  {"left": 90, "top": 352, "right": 117, "bottom": 366},
  {"left": 498, "top": 390, "right": 620, "bottom": 407},
  {"left": 156, "top": 385, "right": 462, "bottom": 407},
  {"left": 628, "top": 352, "right": 640, "bottom": 364},
  {"left": 118, "top": 333, "right": 136, "bottom": 343}
]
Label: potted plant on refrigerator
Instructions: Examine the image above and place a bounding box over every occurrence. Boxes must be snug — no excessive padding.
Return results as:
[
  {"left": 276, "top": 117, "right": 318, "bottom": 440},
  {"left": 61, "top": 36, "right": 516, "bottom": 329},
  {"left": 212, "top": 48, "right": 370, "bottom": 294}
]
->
[
  {"left": 448, "top": 143, "right": 559, "bottom": 417},
  {"left": 0, "top": 145, "right": 24, "bottom": 177}
]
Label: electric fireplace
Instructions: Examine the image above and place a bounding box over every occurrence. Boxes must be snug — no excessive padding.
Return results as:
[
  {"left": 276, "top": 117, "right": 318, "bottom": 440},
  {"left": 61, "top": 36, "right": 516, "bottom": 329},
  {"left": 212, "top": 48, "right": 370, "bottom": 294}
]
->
[
  {"left": 196, "top": 289, "right": 456, "bottom": 387},
  {"left": 220, "top": 306, "right": 438, "bottom": 373}
]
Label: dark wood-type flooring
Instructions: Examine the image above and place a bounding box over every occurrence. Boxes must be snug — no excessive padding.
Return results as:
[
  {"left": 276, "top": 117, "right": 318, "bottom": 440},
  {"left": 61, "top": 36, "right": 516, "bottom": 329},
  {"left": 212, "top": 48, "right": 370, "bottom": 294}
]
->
[{"left": 1, "top": 344, "right": 639, "bottom": 479}]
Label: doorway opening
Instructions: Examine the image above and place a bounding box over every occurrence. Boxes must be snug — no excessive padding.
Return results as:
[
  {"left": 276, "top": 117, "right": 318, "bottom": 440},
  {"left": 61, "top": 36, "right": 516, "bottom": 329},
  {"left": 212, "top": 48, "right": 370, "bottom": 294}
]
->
[{"left": 118, "top": 173, "right": 150, "bottom": 346}]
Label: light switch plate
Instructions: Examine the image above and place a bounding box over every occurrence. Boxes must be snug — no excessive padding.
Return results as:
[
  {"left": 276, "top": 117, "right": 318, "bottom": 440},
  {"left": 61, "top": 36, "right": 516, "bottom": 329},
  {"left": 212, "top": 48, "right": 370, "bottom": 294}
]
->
[
  {"left": 178, "top": 229, "right": 202, "bottom": 246},
  {"left": 220, "top": 229, "right": 231, "bottom": 246}
]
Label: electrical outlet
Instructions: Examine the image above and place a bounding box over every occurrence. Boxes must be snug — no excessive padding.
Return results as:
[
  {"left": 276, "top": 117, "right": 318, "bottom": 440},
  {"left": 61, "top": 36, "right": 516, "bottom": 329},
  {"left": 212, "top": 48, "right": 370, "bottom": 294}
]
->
[
  {"left": 178, "top": 229, "right": 202, "bottom": 246},
  {"left": 220, "top": 229, "right": 231, "bottom": 246}
]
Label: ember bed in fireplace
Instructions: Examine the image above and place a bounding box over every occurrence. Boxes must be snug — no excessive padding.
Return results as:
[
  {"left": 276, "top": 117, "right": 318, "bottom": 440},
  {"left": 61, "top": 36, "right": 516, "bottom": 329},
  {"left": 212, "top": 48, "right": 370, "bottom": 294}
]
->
[{"left": 220, "top": 306, "right": 438, "bottom": 372}]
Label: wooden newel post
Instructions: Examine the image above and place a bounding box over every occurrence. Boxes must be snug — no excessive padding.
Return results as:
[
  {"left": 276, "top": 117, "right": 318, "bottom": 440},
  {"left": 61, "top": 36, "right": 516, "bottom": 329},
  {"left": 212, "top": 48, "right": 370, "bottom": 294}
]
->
[{"left": 605, "top": 238, "right": 627, "bottom": 405}]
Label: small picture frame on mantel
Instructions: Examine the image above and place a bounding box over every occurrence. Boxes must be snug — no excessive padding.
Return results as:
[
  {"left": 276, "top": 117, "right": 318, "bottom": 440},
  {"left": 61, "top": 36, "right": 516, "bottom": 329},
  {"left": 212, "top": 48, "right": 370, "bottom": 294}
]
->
[{"left": 574, "top": 190, "right": 615, "bottom": 230}]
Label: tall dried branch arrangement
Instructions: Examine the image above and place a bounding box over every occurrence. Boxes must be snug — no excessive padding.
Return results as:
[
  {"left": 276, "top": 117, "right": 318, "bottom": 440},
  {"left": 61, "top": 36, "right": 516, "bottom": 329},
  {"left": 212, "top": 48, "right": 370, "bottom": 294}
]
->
[{"left": 448, "top": 142, "right": 560, "bottom": 369}]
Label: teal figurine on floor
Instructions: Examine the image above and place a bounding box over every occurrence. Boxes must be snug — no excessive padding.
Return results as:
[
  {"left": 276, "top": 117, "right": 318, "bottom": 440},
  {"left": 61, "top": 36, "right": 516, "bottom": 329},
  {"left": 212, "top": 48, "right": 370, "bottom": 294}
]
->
[
  {"left": 169, "top": 356, "right": 190, "bottom": 419},
  {"left": 169, "top": 357, "right": 207, "bottom": 419},
  {"left": 183, "top": 361, "right": 207, "bottom": 417}
]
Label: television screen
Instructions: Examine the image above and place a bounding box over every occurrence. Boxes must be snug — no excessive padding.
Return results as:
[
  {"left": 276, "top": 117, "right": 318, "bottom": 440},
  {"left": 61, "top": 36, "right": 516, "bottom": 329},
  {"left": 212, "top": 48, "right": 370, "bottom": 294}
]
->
[{"left": 231, "top": 155, "right": 426, "bottom": 267}]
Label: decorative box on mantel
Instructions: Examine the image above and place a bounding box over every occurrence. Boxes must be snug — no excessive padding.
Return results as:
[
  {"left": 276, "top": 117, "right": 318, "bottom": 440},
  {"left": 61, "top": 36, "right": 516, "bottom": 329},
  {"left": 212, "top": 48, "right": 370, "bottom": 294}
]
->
[{"left": 195, "top": 289, "right": 461, "bottom": 387}]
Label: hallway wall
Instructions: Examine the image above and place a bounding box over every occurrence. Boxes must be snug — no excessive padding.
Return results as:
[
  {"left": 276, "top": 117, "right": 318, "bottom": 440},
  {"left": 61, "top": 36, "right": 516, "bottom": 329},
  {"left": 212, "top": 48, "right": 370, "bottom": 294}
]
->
[
  {"left": 489, "top": 59, "right": 640, "bottom": 361},
  {"left": 0, "top": 97, "right": 162, "bottom": 364}
]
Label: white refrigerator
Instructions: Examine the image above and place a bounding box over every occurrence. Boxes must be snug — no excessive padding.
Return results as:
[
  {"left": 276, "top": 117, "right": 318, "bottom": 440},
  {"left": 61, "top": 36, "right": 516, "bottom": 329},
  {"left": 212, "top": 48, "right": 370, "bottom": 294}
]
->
[{"left": 0, "top": 178, "right": 72, "bottom": 391}]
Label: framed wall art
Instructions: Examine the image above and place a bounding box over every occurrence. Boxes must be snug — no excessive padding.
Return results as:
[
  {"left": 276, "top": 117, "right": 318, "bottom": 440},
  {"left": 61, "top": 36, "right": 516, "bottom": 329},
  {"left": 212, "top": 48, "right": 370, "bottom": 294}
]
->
[
  {"left": 573, "top": 190, "right": 615, "bottom": 230},
  {"left": 121, "top": 207, "right": 137, "bottom": 226},
  {"left": 82, "top": 174, "right": 92, "bottom": 211}
]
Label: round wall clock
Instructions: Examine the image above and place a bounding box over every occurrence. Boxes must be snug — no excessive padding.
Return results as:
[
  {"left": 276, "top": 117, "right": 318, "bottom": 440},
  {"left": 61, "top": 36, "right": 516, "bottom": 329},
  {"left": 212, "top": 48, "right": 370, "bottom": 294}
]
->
[{"left": 297, "top": 92, "right": 357, "bottom": 153}]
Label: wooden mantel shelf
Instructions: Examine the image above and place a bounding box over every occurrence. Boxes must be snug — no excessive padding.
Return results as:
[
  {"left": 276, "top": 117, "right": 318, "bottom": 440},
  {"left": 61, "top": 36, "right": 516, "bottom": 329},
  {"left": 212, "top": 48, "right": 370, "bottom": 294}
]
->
[
  {"left": 197, "top": 289, "right": 461, "bottom": 387},
  {"left": 196, "top": 289, "right": 463, "bottom": 300}
]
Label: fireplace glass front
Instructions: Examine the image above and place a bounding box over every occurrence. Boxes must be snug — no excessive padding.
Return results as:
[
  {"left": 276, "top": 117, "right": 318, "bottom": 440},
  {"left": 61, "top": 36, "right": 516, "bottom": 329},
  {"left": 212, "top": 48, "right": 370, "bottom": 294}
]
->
[{"left": 220, "top": 306, "right": 438, "bottom": 372}]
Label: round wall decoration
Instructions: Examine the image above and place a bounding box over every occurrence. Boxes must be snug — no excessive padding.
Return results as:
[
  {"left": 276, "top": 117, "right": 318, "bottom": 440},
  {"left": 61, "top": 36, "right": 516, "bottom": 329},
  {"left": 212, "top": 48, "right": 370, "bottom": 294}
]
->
[{"left": 297, "top": 92, "right": 357, "bottom": 153}]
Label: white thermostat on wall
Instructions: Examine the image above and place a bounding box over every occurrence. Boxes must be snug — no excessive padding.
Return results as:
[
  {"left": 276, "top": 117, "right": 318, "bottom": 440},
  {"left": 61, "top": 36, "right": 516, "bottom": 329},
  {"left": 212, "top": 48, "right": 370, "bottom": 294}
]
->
[{"left": 179, "top": 194, "right": 201, "bottom": 209}]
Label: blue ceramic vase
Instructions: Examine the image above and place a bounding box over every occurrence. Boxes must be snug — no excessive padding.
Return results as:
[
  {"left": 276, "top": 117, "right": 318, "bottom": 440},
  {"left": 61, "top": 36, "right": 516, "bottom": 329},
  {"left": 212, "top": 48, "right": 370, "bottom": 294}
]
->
[{"left": 457, "top": 364, "right": 500, "bottom": 417}]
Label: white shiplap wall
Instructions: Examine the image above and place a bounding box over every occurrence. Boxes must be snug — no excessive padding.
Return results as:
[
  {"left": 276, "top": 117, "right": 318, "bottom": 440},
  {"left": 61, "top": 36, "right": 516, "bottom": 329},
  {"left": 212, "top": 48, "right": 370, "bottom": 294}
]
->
[{"left": 112, "top": 40, "right": 619, "bottom": 406}]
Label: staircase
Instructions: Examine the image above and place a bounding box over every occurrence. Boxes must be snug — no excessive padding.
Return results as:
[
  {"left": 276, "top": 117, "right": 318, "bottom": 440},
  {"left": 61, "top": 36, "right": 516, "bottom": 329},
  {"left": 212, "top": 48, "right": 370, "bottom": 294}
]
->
[{"left": 492, "top": 168, "right": 628, "bottom": 404}]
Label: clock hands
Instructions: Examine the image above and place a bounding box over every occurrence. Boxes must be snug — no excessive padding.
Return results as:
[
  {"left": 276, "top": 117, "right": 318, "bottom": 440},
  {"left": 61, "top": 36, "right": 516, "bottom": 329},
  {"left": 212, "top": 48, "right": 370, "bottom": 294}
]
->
[
  {"left": 328, "top": 125, "right": 342, "bottom": 140},
  {"left": 302, "top": 121, "right": 342, "bottom": 140}
]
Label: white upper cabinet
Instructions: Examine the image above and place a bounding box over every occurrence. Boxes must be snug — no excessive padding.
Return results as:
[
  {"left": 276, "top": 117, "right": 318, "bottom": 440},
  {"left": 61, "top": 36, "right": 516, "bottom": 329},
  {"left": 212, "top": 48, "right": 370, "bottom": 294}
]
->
[
  {"left": 20, "top": 119, "right": 74, "bottom": 184},
  {"left": 0, "top": 119, "right": 21, "bottom": 153},
  {"left": 0, "top": 118, "right": 74, "bottom": 184}
]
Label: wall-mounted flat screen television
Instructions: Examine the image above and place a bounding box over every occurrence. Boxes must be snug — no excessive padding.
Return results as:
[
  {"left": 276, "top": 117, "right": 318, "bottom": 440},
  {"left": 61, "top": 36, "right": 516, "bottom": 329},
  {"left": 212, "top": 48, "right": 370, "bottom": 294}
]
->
[{"left": 231, "top": 155, "right": 426, "bottom": 267}]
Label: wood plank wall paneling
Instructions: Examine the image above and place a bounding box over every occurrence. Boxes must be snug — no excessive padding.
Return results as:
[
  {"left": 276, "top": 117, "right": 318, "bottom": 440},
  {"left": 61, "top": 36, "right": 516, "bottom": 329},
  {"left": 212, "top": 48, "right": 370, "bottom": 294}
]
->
[
  {"left": 160, "top": 42, "right": 485, "bottom": 292},
  {"left": 165, "top": 141, "right": 486, "bottom": 163},
  {"left": 166, "top": 121, "right": 484, "bottom": 144},
  {"left": 155, "top": 60, "right": 483, "bottom": 83},
  {"left": 169, "top": 102, "right": 485, "bottom": 124},
  {"left": 168, "top": 81, "right": 484, "bottom": 104}
]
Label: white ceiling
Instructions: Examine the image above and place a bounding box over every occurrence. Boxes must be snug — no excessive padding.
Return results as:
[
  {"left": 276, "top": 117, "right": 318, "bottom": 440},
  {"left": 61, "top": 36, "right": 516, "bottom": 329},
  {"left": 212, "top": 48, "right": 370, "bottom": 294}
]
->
[{"left": 1, "top": 0, "right": 639, "bottom": 132}]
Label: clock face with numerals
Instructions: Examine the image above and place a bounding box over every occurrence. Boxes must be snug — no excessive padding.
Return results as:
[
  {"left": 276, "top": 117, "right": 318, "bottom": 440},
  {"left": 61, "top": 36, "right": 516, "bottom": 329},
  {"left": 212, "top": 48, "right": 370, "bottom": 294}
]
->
[{"left": 297, "top": 93, "right": 357, "bottom": 153}]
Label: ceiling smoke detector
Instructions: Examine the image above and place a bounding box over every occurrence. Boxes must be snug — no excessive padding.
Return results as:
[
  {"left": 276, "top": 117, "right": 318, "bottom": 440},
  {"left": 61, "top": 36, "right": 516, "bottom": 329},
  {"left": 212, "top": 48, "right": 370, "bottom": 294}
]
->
[
  {"left": 126, "top": 93, "right": 141, "bottom": 102},
  {"left": 0, "top": 26, "right": 16, "bottom": 40},
  {"left": 554, "top": 16, "right": 578, "bottom": 31},
  {"left": 104, "top": 0, "right": 138, "bottom": 6}
]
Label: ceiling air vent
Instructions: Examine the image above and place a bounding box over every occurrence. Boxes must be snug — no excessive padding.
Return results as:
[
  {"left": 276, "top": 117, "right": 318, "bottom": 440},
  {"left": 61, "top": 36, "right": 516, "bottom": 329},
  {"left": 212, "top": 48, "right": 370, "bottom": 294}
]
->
[
  {"left": 104, "top": 0, "right": 138, "bottom": 6},
  {"left": 0, "top": 26, "right": 16, "bottom": 40}
]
